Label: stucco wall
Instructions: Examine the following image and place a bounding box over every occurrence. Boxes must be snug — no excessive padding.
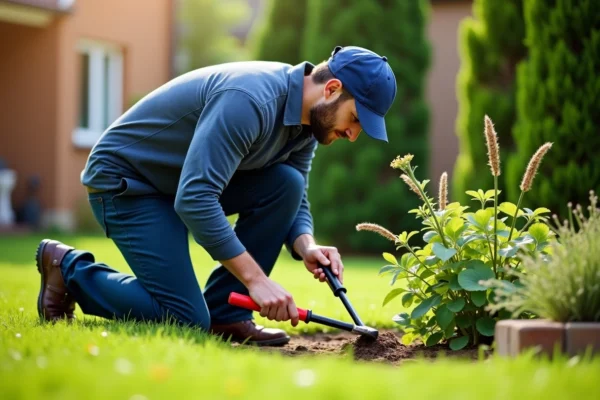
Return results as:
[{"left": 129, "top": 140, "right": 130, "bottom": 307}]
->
[
  {"left": 0, "top": 20, "right": 59, "bottom": 212},
  {"left": 53, "top": 0, "right": 173, "bottom": 227},
  {"left": 426, "top": 0, "right": 472, "bottom": 193}
]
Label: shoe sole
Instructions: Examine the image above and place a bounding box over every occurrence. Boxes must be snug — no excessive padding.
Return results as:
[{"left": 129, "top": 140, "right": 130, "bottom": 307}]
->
[
  {"left": 252, "top": 336, "right": 291, "bottom": 347},
  {"left": 219, "top": 333, "right": 291, "bottom": 347},
  {"left": 243, "top": 335, "right": 291, "bottom": 347},
  {"left": 35, "top": 239, "right": 51, "bottom": 321}
]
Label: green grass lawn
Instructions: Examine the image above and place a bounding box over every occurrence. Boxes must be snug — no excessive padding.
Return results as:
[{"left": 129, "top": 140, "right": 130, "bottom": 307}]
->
[{"left": 1, "top": 234, "right": 599, "bottom": 399}]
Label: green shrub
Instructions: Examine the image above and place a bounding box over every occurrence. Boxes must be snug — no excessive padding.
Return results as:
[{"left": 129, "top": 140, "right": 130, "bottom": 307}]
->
[
  {"left": 505, "top": 0, "right": 600, "bottom": 220},
  {"left": 485, "top": 191, "right": 600, "bottom": 323},
  {"left": 303, "top": 0, "right": 431, "bottom": 254},
  {"left": 176, "top": 0, "right": 249, "bottom": 73},
  {"left": 453, "top": 0, "right": 526, "bottom": 205},
  {"left": 249, "top": 0, "right": 308, "bottom": 64},
  {"left": 357, "top": 115, "right": 554, "bottom": 349}
]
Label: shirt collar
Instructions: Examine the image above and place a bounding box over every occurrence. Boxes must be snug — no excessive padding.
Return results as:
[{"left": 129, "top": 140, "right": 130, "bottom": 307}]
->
[{"left": 283, "top": 61, "right": 314, "bottom": 130}]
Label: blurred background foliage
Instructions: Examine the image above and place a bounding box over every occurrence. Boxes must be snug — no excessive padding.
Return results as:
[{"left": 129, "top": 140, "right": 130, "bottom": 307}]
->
[
  {"left": 505, "top": 0, "right": 600, "bottom": 220},
  {"left": 175, "top": 0, "right": 252, "bottom": 74},
  {"left": 453, "top": 0, "right": 526, "bottom": 205},
  {"left": 248, "top": 0, "right": 308, "bottom": 64}
]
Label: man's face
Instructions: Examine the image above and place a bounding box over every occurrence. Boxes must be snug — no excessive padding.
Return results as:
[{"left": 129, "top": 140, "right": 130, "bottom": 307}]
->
[{"left": 309, "top": 91, "right": 363, "bottom": 145}]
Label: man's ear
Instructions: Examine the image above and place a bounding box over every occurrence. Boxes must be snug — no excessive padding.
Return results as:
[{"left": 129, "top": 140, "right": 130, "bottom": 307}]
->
[{"left": 323, "top": 79, "right": 343, "bottom": 99}]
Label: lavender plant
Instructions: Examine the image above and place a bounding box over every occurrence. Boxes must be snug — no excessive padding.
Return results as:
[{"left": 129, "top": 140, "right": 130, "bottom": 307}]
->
[{"left": 357, "top": 116, "right": 554, "bottom": 349}]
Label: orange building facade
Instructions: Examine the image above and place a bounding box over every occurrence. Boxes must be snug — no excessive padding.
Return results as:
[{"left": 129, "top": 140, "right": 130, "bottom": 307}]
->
[{"left": 0, "top": 0, "right": 174, "bottom": 230}]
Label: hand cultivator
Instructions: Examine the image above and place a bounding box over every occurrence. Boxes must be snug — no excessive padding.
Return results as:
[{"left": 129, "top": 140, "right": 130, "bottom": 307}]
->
[{"left": 229, "top": 262, "right": 379, "bottom": 340}]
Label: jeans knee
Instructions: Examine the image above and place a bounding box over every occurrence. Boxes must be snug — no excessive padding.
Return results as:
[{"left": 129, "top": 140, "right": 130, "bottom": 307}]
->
[
  {"left": 196, "top": 316, "right": 211, "bottom": 332},
  {"left": 184, "top": 312, "right": 211, "bottom": 332},
  {"left": 188, "top": 306, "right": 211, "bottom": 331},
  {"left": 167, "top": 303, "right": 211, "bottom": 331}
]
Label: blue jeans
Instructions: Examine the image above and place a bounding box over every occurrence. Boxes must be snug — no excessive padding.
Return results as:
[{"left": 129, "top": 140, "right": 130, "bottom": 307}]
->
[{"left": 60, "top": 164, "right": 305, "bottom": 330}]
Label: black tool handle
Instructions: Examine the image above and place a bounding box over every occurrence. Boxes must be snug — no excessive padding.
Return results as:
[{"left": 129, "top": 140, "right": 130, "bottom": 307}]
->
[
  {"left": 319, "top": 263, "right": 365, "bottom": 326},
  {"left": 320, "top": 262, "right": 347, "bottom": 296},
  {"left": 305, "top": 310, "right": 356, "bottom": 333}
]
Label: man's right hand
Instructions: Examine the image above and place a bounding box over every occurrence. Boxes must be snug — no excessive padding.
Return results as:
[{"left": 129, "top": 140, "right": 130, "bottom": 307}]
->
[
  {"left": 247, "top": 276, "right": 299, "bottom": 327},
  {"left": 220, "top": 251, "right": 299, "bottom": 326}
]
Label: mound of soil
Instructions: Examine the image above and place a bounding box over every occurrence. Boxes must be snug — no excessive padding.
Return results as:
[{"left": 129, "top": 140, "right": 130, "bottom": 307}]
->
[
  {"left": 349, "top": 331, "right": 410, "bottom": 363},
  {"left": 236, "top": 330, "right": 488, "bottom": 366}
]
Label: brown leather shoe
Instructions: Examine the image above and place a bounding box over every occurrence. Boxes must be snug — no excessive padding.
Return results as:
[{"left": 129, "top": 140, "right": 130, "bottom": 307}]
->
[
  {"left": 211, "top": 320, "right": 290, "bottom": 346},
  {"left": 36, "top": 239, "right": 76, "bottom": 322}
]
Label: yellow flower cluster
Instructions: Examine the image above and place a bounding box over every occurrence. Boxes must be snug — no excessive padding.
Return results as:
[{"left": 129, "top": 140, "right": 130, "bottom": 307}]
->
[{"left": 390, "top": 154, "right": 414, "bottom": 170}]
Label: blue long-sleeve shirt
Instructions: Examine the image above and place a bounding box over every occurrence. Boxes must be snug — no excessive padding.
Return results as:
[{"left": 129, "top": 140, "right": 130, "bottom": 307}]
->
[{"left": 81, "top": 61, "right": 318, "bottom": 261}]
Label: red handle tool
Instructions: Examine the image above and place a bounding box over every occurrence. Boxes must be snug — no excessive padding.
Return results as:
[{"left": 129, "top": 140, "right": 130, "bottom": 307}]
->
[
  {"left": 228, "top": 292, "right": 379, "bottom": 339},
  {"left": 229, "top": 292, "right": 309, "bottom": 321}
]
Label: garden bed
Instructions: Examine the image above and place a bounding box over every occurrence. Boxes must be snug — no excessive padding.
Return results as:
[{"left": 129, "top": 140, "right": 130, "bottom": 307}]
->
[{"left": 235, "top": 330, "right": 489, "bottom": 365}]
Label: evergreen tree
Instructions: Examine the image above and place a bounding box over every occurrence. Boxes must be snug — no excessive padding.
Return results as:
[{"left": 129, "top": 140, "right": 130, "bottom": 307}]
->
[
  {"left": 250, "top": 0, "right": 308, "bottom": 64},
  {"left": 177, "top": 0, "right": 249, "bottom": 74},
  {"left": 506, "top": 0, "right": 600, "bottom": 218},
  {"left": 453, "top": 0, "right": 526, "bottom": 204},
  {"left": 302, "top": 0, "right": 431, "bottom": 253}
]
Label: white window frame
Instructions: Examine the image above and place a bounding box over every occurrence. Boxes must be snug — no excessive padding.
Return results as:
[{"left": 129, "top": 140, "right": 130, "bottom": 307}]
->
[{"left": 72, "top": 39, "right": 123, "bottom": 149}]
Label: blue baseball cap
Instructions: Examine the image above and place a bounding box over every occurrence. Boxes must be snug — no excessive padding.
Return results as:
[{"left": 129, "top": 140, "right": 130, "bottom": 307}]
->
[{"left": 328, "top": 46, "right": 397, "bottom": 142}]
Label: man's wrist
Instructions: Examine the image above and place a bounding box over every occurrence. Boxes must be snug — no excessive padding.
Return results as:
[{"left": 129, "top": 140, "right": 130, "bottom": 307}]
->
[
  {"left": 221, "top": 251, "right": 267, "bottom": 288},
  {"left": 293, "top": 234, "right": 315, "bottom": 259}
]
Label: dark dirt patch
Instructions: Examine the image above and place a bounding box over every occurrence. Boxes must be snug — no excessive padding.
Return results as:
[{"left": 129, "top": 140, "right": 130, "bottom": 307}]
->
[
  {"left": 234, "top": 330, "right": 490, "bottom": 366},
  {"left": 349, "top": 331, "right": 410, "bottom": 363}
]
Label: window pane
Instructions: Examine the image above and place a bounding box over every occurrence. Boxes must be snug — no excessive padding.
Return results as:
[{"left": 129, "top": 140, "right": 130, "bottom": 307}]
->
[
  {"left": 78, "top": 53, "right": 89, "bottom": 128},
  {"left": 102, "top": 53, "right": 112, "bottom": 129}
]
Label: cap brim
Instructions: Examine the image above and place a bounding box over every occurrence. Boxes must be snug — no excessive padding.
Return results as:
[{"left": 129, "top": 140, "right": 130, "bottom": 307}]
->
[{"left": 356, "top": 101, "right": 388, "bottom": 142}]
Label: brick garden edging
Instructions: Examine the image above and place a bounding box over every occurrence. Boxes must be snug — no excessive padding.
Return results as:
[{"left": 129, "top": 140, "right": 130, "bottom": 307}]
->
[{"left": 495, "top": 320, "right": 600, "bottom": 357}]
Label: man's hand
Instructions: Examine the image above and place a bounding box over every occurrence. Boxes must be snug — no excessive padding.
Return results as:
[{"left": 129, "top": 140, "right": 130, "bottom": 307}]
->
[
  {"left": 220, "top": 251, "right": 299, "bottom": 326},
  {"left": 302, "top": 245, "right": 344, "bottom": 284},
  {"left": 247, "top": 275, "right": 300, "bottom": 327}
]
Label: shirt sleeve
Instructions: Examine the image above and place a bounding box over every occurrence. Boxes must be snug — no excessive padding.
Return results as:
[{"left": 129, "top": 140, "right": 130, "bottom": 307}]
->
[
  {"left": 174, "top": 89, "right": 265, "bottom": 261},
  {"left": 283, "top": 137, "right": 318, "bottom": 260}
]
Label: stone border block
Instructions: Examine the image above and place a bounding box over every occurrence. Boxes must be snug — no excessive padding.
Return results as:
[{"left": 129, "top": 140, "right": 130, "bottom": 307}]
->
[
  {"left": 565, "top": 322, "right": 600, "bottom": 356},
  {"left": 495, "top": 320, "right": 564, "bottom": 357},
  {"left": 510, "top": 320, "right": 564, "bottom": 357}
]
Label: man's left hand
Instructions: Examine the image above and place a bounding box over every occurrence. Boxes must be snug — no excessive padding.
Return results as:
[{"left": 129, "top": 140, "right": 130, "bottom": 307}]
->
[{"left": 302, "top": 245, "right": 344, "bottom": 284}]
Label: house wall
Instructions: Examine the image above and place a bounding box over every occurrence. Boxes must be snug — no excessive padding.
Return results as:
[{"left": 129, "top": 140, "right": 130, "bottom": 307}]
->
[
  {"left": 426, "top": 0, "right": 472, "bottom": 193},
  {"left": 0, "top": 20, "right": 59, "bottom": 214},
  {"left": 51, "top": 0, "right": 173, "bottom": 229}
]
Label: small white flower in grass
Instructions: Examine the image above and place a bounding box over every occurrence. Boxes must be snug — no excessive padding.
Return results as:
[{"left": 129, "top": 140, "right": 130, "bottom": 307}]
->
[
  {"left": 533, "top": 367, "right": 549, "bottom": 387},
  {"left": 129, "top": 395, "right": 148, "bottom": 400},
  {"left": 87, "top": 344, "right": 100, "bottom": 356},
  {"left": 115, "top": 358, "right": 133, "bottom": 375},
  {"left": 18, "top": 307, "right": 24, "bottom": 312},
  {"left": 36, "top": 356, "right": 48, "bottom": 369},
  {"left": 567, "top": 356, "right": 580, "bottom": 368},
  {"left": 15, "top": 333, "right": 21, "bottom": 338},
  {"left": 294, "top": 369, "right": 316, "bottom": 388},
  {"left": 9, "top": 350, "right": 21, "bottom": 361},
  {"left": 101, "top": 331, "right": 108, "bottom": 338}
]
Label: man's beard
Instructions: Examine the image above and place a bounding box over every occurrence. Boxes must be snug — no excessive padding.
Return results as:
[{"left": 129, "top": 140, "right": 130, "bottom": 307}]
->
[{"left": 309, "top": 97, "right": 344, "bottom": 145}]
